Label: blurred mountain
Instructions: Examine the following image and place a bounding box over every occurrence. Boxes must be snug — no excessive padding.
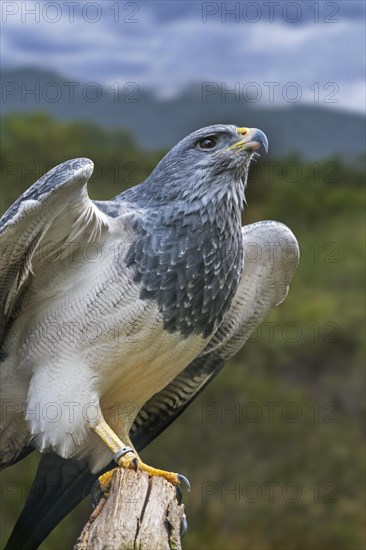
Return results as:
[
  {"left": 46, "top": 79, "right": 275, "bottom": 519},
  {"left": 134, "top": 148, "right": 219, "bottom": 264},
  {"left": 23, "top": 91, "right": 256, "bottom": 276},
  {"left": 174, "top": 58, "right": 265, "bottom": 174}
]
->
[{"left": 1, "top": 67, "right": 365, "bottom": 162}]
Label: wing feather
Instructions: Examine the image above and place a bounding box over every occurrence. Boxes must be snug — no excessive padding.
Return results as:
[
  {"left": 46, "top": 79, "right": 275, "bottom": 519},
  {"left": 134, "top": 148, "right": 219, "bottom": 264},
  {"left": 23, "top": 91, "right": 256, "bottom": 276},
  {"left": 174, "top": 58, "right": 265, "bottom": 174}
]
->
[{"left": 0, "top": 159, "right": 109, "bottom": 347}]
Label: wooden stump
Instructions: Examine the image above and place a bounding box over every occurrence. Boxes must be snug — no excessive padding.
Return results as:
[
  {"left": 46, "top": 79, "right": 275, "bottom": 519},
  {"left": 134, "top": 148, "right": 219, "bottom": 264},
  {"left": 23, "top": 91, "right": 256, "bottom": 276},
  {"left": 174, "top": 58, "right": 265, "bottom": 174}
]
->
[{"left": 74, "top": 468, "right": 185, "bottom": 550}]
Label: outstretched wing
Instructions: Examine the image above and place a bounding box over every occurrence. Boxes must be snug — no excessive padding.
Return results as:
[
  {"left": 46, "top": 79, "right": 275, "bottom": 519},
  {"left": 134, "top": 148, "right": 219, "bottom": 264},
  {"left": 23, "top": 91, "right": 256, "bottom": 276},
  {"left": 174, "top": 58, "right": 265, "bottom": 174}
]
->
[
  {"left": 5, "top": 221, "right": 299, "bottom": 550},
  {"left": 0, "top": 158, "right": 110, "bottom": 348}
]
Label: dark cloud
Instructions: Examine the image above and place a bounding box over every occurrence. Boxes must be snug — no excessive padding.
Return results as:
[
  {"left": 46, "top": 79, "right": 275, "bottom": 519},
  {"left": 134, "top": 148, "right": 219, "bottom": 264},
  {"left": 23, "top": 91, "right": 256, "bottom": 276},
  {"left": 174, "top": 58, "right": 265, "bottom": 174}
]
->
[{"left": 2, "top": 0, "right": 364, "bottom": 112}]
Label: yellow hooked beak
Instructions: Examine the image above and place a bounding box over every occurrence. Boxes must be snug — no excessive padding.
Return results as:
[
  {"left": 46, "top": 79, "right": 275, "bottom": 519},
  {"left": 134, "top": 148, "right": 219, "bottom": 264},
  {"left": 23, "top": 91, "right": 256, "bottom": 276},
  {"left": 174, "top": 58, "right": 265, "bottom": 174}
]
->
[{"left": 226, "top": 127, "right": 269, "bottom": 153}]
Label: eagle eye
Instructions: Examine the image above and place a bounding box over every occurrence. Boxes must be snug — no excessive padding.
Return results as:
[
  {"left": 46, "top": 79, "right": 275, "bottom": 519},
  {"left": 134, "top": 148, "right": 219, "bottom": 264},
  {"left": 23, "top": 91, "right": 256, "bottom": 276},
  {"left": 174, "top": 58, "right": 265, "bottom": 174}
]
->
[{"left": 198, "top": 136, "right": 218, "bottom": 150}]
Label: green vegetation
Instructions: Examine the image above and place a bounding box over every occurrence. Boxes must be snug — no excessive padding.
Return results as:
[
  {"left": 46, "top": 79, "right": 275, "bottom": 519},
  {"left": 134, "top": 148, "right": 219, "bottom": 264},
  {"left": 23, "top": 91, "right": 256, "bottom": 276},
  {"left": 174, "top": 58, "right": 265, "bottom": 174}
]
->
[{"left": 0, "top": 114, "right": 364, "bottom": 550}]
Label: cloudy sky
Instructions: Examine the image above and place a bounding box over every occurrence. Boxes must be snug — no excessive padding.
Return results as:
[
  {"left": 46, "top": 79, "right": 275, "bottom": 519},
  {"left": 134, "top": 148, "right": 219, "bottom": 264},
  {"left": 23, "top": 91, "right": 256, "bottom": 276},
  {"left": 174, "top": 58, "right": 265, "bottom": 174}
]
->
[{"left": 1, "top": 0, "right": 365, "bottom": 112}]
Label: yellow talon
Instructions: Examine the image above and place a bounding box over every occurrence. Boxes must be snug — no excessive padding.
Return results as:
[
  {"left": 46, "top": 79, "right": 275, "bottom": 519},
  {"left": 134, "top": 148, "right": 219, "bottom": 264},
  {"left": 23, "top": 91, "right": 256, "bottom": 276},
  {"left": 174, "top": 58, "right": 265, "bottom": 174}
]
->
[
  {"left": 97, "top": 468, "right": 116, "bottom": 494},
  {"left": 134, "top": 461, "right": 181, "bottom": 486},
  {"left": 92, "top": 416, "right": 190, "bottom": 495}
]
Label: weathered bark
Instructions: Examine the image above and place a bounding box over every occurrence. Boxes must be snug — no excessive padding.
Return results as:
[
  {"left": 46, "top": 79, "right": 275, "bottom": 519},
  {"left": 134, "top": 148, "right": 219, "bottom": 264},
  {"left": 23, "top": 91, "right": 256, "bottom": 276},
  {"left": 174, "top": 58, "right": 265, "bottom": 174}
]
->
[{"left": 74, "top": 468, "right": 185, "bottom": 550}]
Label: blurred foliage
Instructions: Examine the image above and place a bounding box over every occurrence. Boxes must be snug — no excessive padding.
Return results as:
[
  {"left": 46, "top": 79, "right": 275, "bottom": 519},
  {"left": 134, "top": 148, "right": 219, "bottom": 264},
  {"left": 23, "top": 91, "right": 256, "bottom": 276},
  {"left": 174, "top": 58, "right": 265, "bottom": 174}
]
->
[{"left": 0, "top": 114, "right": 364, "bottom": 550}]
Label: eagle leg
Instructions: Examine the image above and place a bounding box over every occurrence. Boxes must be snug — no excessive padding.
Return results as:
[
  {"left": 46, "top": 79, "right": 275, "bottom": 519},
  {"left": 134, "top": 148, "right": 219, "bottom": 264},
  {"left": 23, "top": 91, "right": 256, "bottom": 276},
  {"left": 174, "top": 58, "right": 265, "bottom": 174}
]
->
[{"left": 91, "top": 417, "right": 190, "bottom": 496}]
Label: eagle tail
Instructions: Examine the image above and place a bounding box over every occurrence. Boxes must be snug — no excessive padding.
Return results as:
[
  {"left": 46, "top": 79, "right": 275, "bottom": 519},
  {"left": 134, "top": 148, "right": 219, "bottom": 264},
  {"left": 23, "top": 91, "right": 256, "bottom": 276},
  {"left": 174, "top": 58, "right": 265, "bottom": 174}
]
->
[{"left": 4, "top": 454, "right": 101, "bottom": 550}]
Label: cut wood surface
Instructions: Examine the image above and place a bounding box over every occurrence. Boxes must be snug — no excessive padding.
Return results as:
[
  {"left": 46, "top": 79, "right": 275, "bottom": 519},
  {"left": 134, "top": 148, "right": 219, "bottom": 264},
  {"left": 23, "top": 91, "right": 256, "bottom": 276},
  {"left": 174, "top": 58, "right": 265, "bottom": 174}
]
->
[{"left": 74, "top": 468, "right": 185, "bottom": 550}]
